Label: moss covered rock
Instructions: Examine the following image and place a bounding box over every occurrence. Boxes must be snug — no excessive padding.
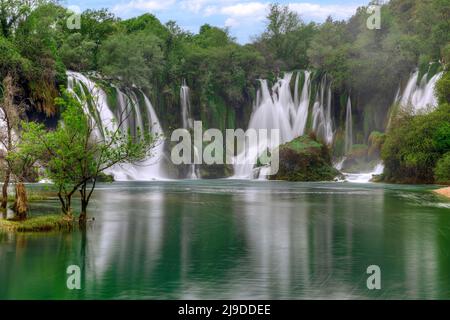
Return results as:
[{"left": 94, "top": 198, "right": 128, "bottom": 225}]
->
[
  {"left": 199, "top": 164, "right": 233, "bottom": 179},
  {"left": 270, "top": 136, "right": 341, "bottom": 181}
]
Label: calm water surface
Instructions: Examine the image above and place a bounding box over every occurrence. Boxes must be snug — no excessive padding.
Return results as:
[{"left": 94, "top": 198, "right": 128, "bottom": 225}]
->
[{"left": 1, "top": 180, "right": 450, "bottom": 299}]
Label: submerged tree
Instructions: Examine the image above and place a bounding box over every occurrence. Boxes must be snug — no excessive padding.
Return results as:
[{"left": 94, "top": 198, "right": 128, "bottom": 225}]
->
[{"left": 18, "top": 89, "right": 156, "bottom": 225}]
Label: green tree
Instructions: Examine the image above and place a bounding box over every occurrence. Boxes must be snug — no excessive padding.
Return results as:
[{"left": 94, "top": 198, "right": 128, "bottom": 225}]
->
[
  {"left": 435, "top": 152, "right": 450, "bottom": 184},
  {"left": 0, "top": 75, "right": 40, "bottom": 220},
  {"left": 18, "top": 89, "right": 156, "bottom": 224},
  {"left": 382, "top": 103, "right": 450, "bottom": 183},
  {"left": 0, "top": 0, "right": 55, "bottom": 37},
  {"left": 98, "top": 31, "right": 164, "bottom": 89}
]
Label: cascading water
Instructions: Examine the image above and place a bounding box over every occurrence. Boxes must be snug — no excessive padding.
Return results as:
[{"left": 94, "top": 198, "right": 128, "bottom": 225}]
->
[
  {"left": 312, "top": 76, "right": 333, "bottom": 145},
  {"left": 343, "top": 163, "right": 384, "bottom": 183},
  {"left": 344, "top": 97, "right": 353, "bottom": 154},
  {"left": 233, "top": 71, "right": 333, "bottom": 179},
  {"left": 293, "top": 71, "right": 311, "bottom": 136},
  {"left": 180, "top": 80, "right": 194, "bottom": 130},
  {"left": 397, "top": 70, "right": 443, "bottom": 113},
  {"left": 67, "top": 71, "right": 167, "bottom": 181},
  {"left": 180, "top": 81, "right": 199, "bottom": 179}
]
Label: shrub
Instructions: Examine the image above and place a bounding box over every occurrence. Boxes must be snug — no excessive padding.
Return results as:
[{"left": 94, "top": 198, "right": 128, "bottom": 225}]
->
[
  {"left": 382, "top": 104, "right": 450, "bottom": 183},
  {"left": 435, "top": 152, "right": 450, "bottom": 184}
]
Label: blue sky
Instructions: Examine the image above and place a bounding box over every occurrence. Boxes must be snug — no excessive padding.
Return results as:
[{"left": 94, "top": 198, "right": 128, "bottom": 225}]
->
[{"left": 63, "top": 0, "right": 369, "bottom": 43}]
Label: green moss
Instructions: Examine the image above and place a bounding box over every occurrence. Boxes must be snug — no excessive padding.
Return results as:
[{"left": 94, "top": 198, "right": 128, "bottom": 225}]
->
[
  {"left": 270, "top": 135, "right": 340, "bottom": 182},
  {"left": 0, "top": 215, "right": 74, "bottom": 232},
  {"left": 285, "top": 135, "right": 322, "bottom": 152}
]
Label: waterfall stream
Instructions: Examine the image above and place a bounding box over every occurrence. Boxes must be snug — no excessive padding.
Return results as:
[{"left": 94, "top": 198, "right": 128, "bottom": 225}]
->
[
  {"left": 180, "top": 81, "right": 199, "bottom": 179},
  {"left": 63, "top": 68, "right": 442, "bottom": 182},
  {"left": 233, "top": 71, "right": 334, "bottom": 179},
  {"left": 344, "top": 97, "right": 353, "bottom": 155},
  {"left": 343, "top": 163, "right": 384, "bottom": 183},
  {"left": 67, "top": 71, "right": 167, "bottom": 181},
  {"left": 397, "top": 70, "right": 443, "bottom": 113},
  {"left": 312, "top": 76, "right": 334, "bottom": 145}
]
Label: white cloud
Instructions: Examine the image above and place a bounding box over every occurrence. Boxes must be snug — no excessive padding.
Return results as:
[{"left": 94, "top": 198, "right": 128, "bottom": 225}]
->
[
  {"left": 113, "top": 0, "right": 176, "bottom": 13},
  {"left": 288, "top": 2, "right": 360, "bottom": 21},
  {"left": 180, "top": 0, "right": 209, "bottom": 14},
  {"left": 203, "top": 5, "right": 219, "bottom": 17},
  {"left": 107, "top": 0, "right": 363, "bottom": 43},
  {"left": 224, "top": 17, "right": 239, "bottom": 27},
  {"left": 220, "top": 2, "right": 267, "bottom": 17}
]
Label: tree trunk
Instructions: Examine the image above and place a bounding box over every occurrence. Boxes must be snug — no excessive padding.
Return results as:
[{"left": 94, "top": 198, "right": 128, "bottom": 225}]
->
[
  {"left": 79, "top": 200, "right": 88, "bottom": 226},
  {"left": 1, "top": 169, "right": 10, "bottom": 210},
  {"left": 14, "top": 182, "right": 28, "bottom": 220},
  {"left": 58, "top": 191, "right": 72, "bottom": 216},
  {"left": 79, "top": 183, "right": 88, "bottom": 227}
]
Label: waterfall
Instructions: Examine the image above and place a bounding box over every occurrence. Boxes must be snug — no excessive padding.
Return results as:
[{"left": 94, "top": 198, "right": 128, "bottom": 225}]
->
[
  {"left": 180, "top": 80, "right": 194, "bottom": 130},
  {"left": 344, "top": 97, "right": 353, "bottom": 154},
  {"left": 293, "top": 71, "right": 311, "bottom": 136},
  {"left": 67, "top": 71, "right": 167, "bottom": 181},
  {"left": 312, "top": 76, "right": 333, "bottom": 145},
  {"left": 397, "top": 70, "right": 443, "bottom": 113},
  {"left": 248, "top": 71, "right": 318, "bottom": 143},
  {"left": 233, "top": 70, "right": 331, "bottom": 179},
  {"left": 179, "top": 80, "right": 199, "bottom": 179},
  {"left": 343, "top": 162, "right": 384, "bottom": 183}
]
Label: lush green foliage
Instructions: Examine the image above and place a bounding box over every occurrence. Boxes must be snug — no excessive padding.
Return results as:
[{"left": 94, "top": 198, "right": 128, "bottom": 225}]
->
[
  {"left": 382, "top": 103, "right": 450, "bottom": 183},
  {"left": 435, "top": 152, "right": 450, "bottom": 184},
  {"left": 1, "top": 0, "right": 449, "bottom": 131},
  {"left": 98, "top": 32, "right": 164, "bottom": 88}
]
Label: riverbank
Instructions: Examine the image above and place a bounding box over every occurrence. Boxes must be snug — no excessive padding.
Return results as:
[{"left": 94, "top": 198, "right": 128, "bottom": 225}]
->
[
  {"left": 434, "top": 187, "right": 450, "bottom": 199},
  {"left": 0, "top": 215, "right": 73, "bottom": 232}
]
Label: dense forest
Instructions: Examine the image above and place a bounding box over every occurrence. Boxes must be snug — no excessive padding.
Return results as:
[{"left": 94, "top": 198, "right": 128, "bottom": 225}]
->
[
  {"left": 0, "top": 0, "right": 449, "bottom": 200},
  {"left": 0, "top": 0, "right": 447, "bottom": 124}
]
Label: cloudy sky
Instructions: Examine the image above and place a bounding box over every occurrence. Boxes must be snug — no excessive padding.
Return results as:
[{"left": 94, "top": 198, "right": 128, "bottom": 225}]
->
[{"left": 63, "top": 0, "right": 369, "bottom": 43}]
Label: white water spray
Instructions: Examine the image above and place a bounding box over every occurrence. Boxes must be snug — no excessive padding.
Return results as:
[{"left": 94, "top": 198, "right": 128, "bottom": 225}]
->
[
  {"left": 344, "top": 97, "right": 353, "bottom": 154},
  {"left": 343, "top": 163, "right": 384, "bottom": 183},
  {"left": 397, "top": 70, "right": 443, "bottom": 113}
]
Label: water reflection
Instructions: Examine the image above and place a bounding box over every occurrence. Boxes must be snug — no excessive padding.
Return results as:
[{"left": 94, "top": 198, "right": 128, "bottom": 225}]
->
[{"left": 0, "top": 181, "right": 449, "bottom": 299}]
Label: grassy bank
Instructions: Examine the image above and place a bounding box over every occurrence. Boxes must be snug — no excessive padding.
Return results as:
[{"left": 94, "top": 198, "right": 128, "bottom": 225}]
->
[
  {"left": 5, "top": 189, "right": 57, "bottom": 202},
  {"left": 0, "top": 215, "right": 73, "bottom": 232}
]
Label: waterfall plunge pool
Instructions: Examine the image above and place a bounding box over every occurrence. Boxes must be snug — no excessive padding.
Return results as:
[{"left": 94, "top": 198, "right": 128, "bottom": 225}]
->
[{"left": 1, "top": 180, "right": 449, "bottom": 299}]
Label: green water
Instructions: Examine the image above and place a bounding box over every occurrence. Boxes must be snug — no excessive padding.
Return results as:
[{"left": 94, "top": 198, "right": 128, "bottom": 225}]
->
[{"left": 1, "top": 180, "right": 450, "bottom": 299}]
